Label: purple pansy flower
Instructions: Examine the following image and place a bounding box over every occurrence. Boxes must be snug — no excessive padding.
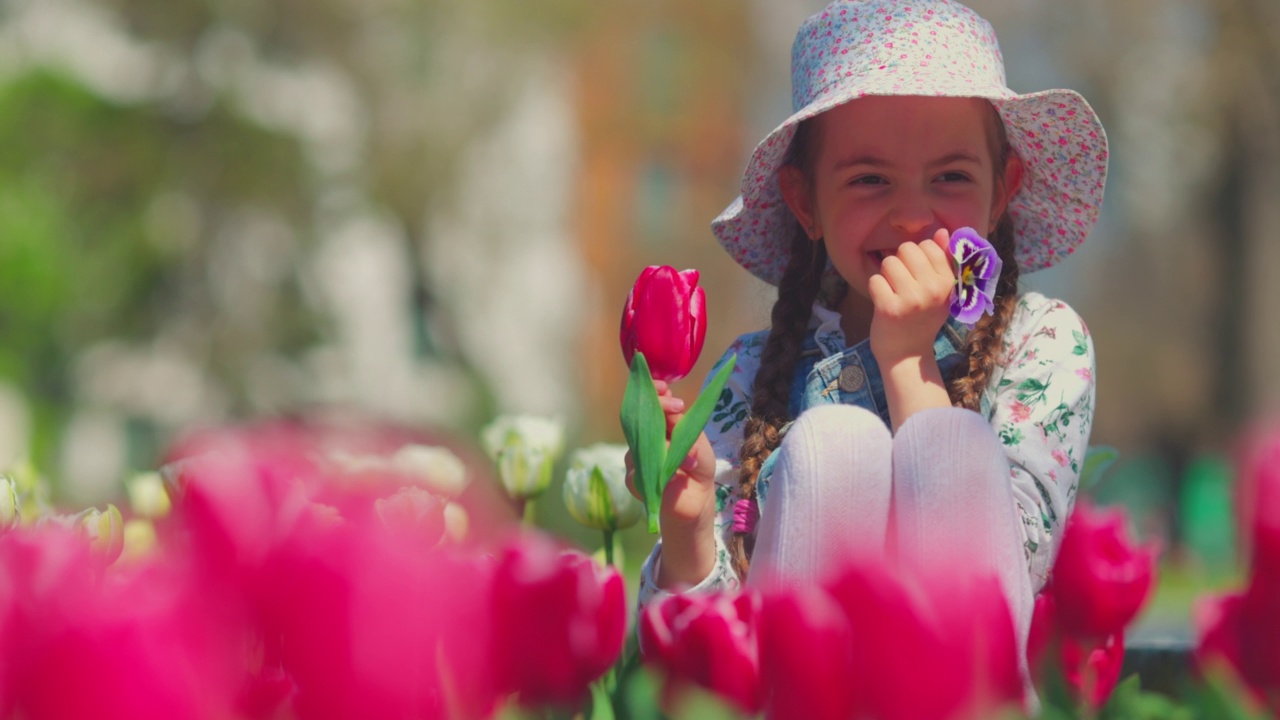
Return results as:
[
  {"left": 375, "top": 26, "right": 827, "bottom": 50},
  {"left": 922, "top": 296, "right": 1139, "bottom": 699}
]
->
[{"left": 949, "top": 227, "right": 1002, "bottom": 325}]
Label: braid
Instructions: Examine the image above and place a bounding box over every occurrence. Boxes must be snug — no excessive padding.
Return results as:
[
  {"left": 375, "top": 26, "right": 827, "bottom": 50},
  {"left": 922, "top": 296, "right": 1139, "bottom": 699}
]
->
[
  {"left": 948, "top": 102, "right": 1024, "bottom": 411},
  {"left": 728, "top": 229, "right": 827, "bottom": 580},
  {"left": 947, "top": 216, "right": 1020, "bottom": 411}
]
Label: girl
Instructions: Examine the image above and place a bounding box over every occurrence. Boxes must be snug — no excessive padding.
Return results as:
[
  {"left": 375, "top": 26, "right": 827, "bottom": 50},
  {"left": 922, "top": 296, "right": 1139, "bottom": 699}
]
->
[{"left": 632, "top": 0, "right": 1105, "bottom": 688}]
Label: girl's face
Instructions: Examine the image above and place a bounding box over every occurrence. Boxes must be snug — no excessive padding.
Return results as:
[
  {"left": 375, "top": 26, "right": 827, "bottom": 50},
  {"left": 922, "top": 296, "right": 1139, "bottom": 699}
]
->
[{"left": 780, "top": 95, "right": 1021, "bottom": 310}]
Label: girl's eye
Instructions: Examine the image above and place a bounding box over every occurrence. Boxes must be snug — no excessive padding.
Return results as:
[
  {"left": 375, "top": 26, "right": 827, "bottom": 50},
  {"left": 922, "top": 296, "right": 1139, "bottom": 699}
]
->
[
  {"left": 937, "top": 171, "right": 972, "bottom": 183},
  {"left": 850, "top": 175, "right": 888, "bottom": 186}
]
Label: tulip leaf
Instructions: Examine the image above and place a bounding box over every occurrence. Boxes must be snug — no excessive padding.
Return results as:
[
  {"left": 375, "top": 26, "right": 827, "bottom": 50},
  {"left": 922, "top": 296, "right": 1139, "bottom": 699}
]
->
[
  {"left": 663, "top": 354, "right": 737, "bottom": 484},
  {"left": 587, "top": 680, "right": 616, "bottom": 720},
  {"left": 589, "top": 465, "right": 617, "bottom": 531},
  {"left": 620, "top": 352, "right": 666, "bottom": 534}
]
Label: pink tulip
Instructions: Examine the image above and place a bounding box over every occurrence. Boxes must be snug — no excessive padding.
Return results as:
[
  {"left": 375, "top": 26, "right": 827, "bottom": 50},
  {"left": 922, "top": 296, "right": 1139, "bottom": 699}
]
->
[
  {"left": 759, "top": 585, "right": 860, "bottom": 720},
  {"left": 490, "top": 534, "right": 627, "bottom": 709},
  {"left": 1034, "top": 593, "right": 1126, "bottom": 711},
  {"left": 640, "top": 589, "right": 764, "bottom": 714},
  {"left": 1060, "top": 632, "right": 1125, "bottom": 710},
  {"left": 1049, "top": 500, "right": 1156, "bottom": 640},
  {"left": 0, "top": 527, "right": 240, "bottom": 720},
  {"left": 823, "top": 561, "right": 1023, "bottom": 720},
  {"left": 620, "top": 265, "right": 707, "bottom": 382}
]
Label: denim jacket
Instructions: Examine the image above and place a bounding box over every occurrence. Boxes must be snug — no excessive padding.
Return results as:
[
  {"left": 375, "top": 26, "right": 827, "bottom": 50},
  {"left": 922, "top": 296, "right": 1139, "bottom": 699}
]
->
[{"left": 637, "top": 291, "right": 1096, "bottom": 607}]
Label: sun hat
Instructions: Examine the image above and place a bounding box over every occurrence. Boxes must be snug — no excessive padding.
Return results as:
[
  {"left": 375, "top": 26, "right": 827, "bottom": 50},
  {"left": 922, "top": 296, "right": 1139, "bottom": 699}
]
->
[{"left": 712, "top": 0, "right": 1109, "bottom": 285}]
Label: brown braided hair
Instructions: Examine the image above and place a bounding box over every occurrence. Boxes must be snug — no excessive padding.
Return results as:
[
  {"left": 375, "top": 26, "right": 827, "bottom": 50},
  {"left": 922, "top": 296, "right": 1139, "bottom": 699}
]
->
[{"left": 727, "top": 102, "right": 1021, "bottom": 580}]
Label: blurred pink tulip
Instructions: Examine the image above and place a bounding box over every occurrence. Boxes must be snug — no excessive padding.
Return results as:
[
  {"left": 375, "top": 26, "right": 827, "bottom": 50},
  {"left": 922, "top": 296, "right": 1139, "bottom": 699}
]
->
[
  {"left": 759, "top": 585, "right": 859, "bottom": 720},
  {"left": 1049, "top": 500, "right": 1156, "bottom": 640},
  {"left": 620, "top": 265, "right": 707, "bottom": 382},
  {"left": 0, "top": 526, "right": 240, "bottom": 720},
  {"left": 823, "top": 560, "right": 1023, "bottom": 720},
  {"left": 640, "top": 589, "right": 764, "bottom": 715},
  {"left": 491, "top": 534, "right": 626, "bottom": 709},
  {"left": 1195, "top": 592, "right": 1249, "bottom": 686},
  {"left": 1193, "top": 426, "right": 1280, "bottom": 709},
  {"left": 1060, "top": 632, "right": 1125, "bottom": 710}
]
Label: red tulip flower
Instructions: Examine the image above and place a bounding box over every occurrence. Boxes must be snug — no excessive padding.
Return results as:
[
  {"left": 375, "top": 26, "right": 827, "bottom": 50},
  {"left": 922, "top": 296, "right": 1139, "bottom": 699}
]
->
[
  {"left": 823, "top": 561, "right": 1024, "bottom": 720},
  {"left": 759, "top": 586, "right": 860, "bottom": 720},
  {"left": 620, "top": 266, "right": 707, "bottom": 382},
  {"left": 490, "top": 534, "right": 627, "bottom": 709},
  {"left": 1031, "top": 592, "right": 1125, "bottom": 710},
  {"left": 1049, "top": 500, "right": 1157, "bottom": 640},
  {"left": 1195, "top": 429, "right": 1280, "bottom": 704},
  {"left": 639, "top": 590, "right": 764, "bottom": 714},
  {"left": 1060, "top": 632, "right": 1125, "bottom": 710}
]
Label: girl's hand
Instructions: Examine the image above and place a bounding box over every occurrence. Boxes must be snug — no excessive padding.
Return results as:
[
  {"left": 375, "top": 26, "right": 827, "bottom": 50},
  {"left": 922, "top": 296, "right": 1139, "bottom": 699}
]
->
[
  {"left": 868, "top": 228, "right": 956, "bottom": 431},
  {"left": 868, "top": 228, "right": 955, "bottom": 365},
  {"left": 624, "top": 379, "right": 719, "bottom": 587},
  {"left": 623, "top": 381, "right": 717, "bottom": 523}
]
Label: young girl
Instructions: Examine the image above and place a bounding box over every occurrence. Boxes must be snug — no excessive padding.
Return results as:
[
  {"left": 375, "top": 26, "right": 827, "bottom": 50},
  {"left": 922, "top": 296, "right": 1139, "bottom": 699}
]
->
[{"left": 633, "top": 0, "right": 1105, "bottom": 687}]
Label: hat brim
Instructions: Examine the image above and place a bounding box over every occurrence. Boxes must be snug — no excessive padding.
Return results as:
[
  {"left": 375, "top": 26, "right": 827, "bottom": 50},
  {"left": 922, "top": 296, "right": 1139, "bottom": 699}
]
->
[{"left": 712, "top": 86, "right": 1108, "bottom": 286}]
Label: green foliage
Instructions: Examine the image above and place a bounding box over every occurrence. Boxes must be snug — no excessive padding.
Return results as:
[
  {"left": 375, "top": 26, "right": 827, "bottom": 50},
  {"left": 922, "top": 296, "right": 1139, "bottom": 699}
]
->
[{"left": 0, "top": 68, "right": 317, "bottom": 475}]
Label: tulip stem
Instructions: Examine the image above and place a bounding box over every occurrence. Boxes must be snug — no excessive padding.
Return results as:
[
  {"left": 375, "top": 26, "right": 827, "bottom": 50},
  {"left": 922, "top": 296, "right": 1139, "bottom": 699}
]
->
[
  {"left": 603, "top": 530, "right": 615, "bottom": 567},
  {"left": 521, "top": 498, "right": 536, "bottom": 526}
]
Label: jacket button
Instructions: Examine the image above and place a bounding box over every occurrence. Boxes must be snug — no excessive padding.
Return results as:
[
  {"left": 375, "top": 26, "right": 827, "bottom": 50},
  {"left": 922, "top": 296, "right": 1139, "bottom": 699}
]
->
[{"left": 838, "top": 365, "right": 866, "bottom": 392}]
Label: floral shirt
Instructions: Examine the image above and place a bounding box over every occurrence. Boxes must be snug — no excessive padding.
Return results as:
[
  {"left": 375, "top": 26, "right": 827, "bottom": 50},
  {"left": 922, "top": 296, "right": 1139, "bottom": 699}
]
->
[{"left": 637, "top": 291, "right": 1096, "bottom": 607}]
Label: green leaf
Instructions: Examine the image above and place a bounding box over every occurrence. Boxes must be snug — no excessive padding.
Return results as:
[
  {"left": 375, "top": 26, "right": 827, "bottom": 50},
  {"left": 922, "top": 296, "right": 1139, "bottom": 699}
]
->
[
  {"left": 663, "top": 354, "right": 737, "bottom": 484},
  {"left": 588, "top": 465, "right": 617, "bottom": 530},
  {"left": 620, "top": 352, "right": 667, "bottom": 534},
  {"left": 1079, "top": 445, "right": 1119, "bottom": 491},
  {"left": 587, "top": 680, "right": 616, "bottom": 720}
]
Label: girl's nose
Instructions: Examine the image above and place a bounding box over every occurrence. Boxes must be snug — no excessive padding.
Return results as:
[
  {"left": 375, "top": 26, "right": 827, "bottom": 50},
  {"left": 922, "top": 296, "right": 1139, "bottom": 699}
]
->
[{"left": 888, "top": 198, "right": 936, "bottom": 238}]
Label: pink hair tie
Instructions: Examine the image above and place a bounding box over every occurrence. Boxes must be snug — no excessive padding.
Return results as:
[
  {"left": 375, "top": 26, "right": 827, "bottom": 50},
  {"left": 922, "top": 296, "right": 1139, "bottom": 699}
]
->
[{"left": 732, "top": 498, "right": 760, "bottom": 534}]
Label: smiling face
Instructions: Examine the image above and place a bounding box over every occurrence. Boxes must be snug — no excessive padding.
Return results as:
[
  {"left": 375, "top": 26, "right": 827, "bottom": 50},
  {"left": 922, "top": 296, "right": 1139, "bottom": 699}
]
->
[{"left": 779, "top": 95, "right": 1020, "bottom": 328}]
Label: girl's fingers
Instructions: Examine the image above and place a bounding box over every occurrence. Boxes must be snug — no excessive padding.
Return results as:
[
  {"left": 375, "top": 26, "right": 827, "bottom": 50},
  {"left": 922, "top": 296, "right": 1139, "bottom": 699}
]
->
[
  {"left": 878, "top": 253, "right": 916, "bottom": 295},
  {"left": 921, "top": 232, "right": 953, "bottom": 277},
  {"left": 653, "top": 380, "right": 670, "bottom": 396},
  {"left": 659, "top": 395, "right": 686, "bottom": 414},
  {"left": 868, "top": 273, "right": 897, "bottom": 310}
]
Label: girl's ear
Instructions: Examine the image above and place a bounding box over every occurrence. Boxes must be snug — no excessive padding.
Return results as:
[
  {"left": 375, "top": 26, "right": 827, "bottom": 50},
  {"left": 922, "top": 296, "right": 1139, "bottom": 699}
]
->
[
  {"left": 779, "top": 165, "right": 820, "bottom": 240},
  {"left": 993, "top": 151, "right": 1025, "bottom": 224}
]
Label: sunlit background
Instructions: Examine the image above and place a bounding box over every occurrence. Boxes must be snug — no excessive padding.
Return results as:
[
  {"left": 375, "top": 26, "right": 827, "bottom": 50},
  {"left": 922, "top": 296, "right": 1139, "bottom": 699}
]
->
[{"left": 1, "top": 0, "right": 1277, "bottom": 633}]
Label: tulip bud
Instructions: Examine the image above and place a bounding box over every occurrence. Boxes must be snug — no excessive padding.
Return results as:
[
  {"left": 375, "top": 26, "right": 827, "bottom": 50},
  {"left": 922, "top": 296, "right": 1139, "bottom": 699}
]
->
[
  {"left": 122, "top": 518, "right": 158, "bottom": 560},
  {"left": 640, "top": 590, "right": 764, "bottom": 715},
  {"left": 562, "top": 443, "right": 641, "bottom": 532},
  {"left": 0, "top": 475, "right": 17, "bottom": 530},
  {"left": 480, "top": 415, "right": 564, "bottom": 500},
  {"left": 620, "top": 265, "right": 707, "bottom": 382},
  {"left": 77, "top": 503, "right": 125, "bottom": 565},
  {"left": 490, "top": 535, "right": 627, "bottom": 707},
  {"left": 126, "top": 471, "right": 172, "bottom": 519},
  {"left": 1060, "top": 632, "right": 1125, "bottom": 710},
  {"left": 391, "top": 444, "right": 468, "bottom": 498},
  {"left": 374, "top": 486, "right": 446, "bottom": 548},
  {"left": 1049, "top": 501, "right": 1156, "bottom": 639}
]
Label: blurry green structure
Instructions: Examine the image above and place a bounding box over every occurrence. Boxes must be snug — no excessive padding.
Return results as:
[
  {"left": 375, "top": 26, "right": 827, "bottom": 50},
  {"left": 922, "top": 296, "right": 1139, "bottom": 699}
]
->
[{"left": 0, "top": 70, "right": 315, "bottom": 472}]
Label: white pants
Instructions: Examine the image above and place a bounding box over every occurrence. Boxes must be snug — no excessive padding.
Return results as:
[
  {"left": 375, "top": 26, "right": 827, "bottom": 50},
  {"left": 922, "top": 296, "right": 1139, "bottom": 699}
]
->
[{"left": 747, "top": 405, "right": 1035, "bottom": 706}]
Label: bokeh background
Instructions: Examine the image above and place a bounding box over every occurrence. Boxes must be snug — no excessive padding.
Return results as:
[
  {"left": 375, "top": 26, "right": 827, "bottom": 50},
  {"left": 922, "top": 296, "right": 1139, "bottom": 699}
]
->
[{"left": 1, "top": 0, "right": 1277, "bottom": 632}]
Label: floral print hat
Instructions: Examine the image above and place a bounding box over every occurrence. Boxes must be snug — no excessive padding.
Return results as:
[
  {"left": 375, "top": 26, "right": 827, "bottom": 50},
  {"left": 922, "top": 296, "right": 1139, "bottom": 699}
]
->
[{"left": 712, "top": 0, "right": 1109, "bottom": 285}]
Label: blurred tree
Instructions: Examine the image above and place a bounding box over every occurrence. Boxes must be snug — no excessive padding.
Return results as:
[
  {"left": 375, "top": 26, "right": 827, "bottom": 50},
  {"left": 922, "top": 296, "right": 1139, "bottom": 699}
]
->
[
  {"left": 1030, "top": 0, "right": 1280, "bottom": 447},
  {"left": 0, "top": 0, "right": 599, "bottom": 493},
  {"left": 0, "top": 69, "right": 313, "bottom": 469}
]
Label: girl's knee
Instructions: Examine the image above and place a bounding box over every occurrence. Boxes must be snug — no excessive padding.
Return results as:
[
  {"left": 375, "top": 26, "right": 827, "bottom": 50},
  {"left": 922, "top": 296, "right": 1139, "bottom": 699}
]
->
[
  {"left": 896, "top": 406, "right": 987, "bottom": 439},
  {"left": 788, "top": 404, "right": 889, "bottom": 446}
]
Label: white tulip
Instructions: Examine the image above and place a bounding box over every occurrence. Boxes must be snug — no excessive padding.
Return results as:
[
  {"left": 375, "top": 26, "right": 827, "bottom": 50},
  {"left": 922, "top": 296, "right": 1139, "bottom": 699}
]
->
[
  {"left": 392, "top": 444, "right": 468, "bottom": 498},
  {"left": 126, "top": 471, "right": 172, "bottom": 519},
  {"left": 562, "top": 443, "right": 642, "bottom": 532},
  {"left": 480, "top": 415, "right": 565, "bottom": 500}
]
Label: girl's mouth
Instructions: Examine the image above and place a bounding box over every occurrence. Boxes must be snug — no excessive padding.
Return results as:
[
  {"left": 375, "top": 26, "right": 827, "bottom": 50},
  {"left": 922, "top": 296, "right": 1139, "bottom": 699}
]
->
[{"left": 869, "top": 249, "right": 887, "bottom": 264}]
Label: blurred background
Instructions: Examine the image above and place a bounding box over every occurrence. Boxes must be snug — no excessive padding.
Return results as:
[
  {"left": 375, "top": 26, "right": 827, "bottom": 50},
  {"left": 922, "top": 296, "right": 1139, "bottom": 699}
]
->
[{"left": 0, "top": 0, "right": 1277, "bottom": 625}]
